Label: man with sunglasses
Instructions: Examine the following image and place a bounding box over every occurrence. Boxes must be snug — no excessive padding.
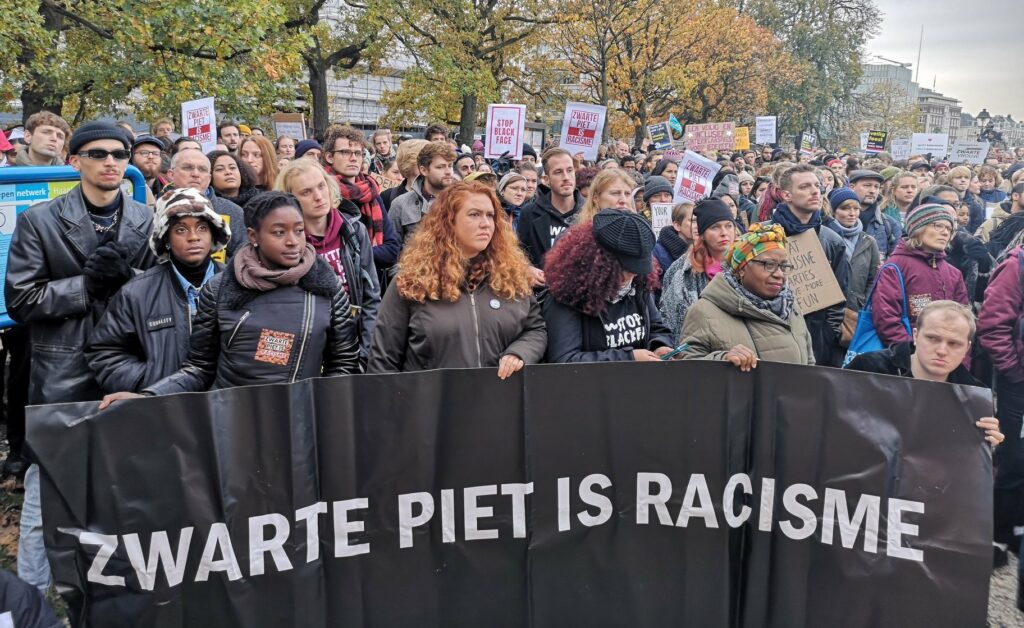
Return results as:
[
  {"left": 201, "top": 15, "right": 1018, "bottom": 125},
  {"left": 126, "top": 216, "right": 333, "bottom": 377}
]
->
[{"left": 4, "top": 121, "right": 157, "bottom": 593}]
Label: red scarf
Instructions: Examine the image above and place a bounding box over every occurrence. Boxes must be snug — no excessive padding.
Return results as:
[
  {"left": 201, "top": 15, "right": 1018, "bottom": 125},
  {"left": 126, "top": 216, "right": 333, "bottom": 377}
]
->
[{"left": 329, "top": 168, "right": 385, "bottom": 247}]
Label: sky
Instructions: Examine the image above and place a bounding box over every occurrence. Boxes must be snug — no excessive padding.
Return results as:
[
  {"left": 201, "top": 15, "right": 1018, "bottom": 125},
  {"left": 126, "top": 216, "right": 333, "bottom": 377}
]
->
[{"left": 868, "top": 0, "right": 1024, "bottom": 119}]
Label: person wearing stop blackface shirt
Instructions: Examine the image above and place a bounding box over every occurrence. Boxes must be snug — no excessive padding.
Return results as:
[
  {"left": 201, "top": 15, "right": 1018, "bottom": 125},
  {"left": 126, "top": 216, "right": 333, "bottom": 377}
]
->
[
  {"left": 517, "top": 148, "right": 585, "bottom": 286},
  {"left": 86, "top": 189, "right": 229, "bottom": 393},
  {"left": 543, "top": 210, "right": 673, "bottom": 363},
  {"left": 4, "top": 121, "right": 157, "bottom": 592},
  {"left": 368, "top": 181, "right": 546, "bottom": 375}
]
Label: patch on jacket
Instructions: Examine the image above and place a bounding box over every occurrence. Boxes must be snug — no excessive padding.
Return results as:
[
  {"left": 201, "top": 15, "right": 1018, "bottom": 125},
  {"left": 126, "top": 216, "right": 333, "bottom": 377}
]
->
[
  {"left": 146, "top": 315, "right": 174, "bottom": 331},
  {"left": 908, "top": 293, "right": 932, "bottom": 319},
  {"left": 254, "top": 329, "right": 295, "bottom": 366}
]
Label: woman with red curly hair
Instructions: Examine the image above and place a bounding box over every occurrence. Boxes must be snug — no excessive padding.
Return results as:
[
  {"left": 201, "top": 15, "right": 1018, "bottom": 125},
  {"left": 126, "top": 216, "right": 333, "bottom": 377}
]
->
[
  {"left": 543, "top": 209, "right": 674, "bottom": 363},
  {"left": 367, "top": 181, "right": 546, "bottom": 377}
]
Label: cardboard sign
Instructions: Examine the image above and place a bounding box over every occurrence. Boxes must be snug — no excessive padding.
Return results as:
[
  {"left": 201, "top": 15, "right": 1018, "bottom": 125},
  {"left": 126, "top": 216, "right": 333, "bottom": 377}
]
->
[
  {"left": 866, "top": 130, "right": 888, "bottom": 154},
  {"left": 648, "top": 122, "right": 673, "bottom": 150},
  {"left": 180, "top": 97, "right": 216, "bottom": 153},
  {"left": 734, "top": 127, "right": 750, "bottom": 151},
  {"left": 785, "top": 230, "right": 845, "bottom": 314},
  {"left": 891, "top": 139, "right": 911, "bottom": 161},
  {"left": 559, "top": 102, "right": 606, "bottom": 161},
  {"left": 910, "top": 133, "right": 949, "bottom": 159},
  {"left": 755, "top": 116, "right": 777, "bottom": 144},
  {"left": 650, "top": 203, "right": 674, "bottom": 233},
  {"left": 799, "top": 132, "right": 816, "bottom": 157},
  {"left": 685, "top": 122, "right": 735, "bottom": 152},
  {"left": 271, "top": 113, "right": 306, "bottom": 140},
  {"left": 673, "top": 150, "right": 722, "bottom": 203},
  {"left": 949, "top": 140, "right": 990, "bottom": 165},
  {"left": 485, "top": 104, "right": 526, "bottom": 160}
]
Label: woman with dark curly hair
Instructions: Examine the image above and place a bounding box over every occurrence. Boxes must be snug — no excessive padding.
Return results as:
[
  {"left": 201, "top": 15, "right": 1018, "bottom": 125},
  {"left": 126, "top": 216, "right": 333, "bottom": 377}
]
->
[
  {"left": 209, "top": 150, "right": 260, "bottom": 208},
  {"left": 543, "top": 209, "right": 674, "bottom": 363},
  {"left": 368, "top": 181, "right": 546, "bottom": 377}
]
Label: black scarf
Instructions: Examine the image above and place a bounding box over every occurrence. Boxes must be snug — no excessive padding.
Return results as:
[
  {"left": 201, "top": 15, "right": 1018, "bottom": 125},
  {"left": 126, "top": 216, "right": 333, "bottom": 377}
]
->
[
  {"left": 772, "top": 202, "right": 820, "bottom": 235},
  {"left": 657, "top": 225, "right": 689, "bottom": 261}
]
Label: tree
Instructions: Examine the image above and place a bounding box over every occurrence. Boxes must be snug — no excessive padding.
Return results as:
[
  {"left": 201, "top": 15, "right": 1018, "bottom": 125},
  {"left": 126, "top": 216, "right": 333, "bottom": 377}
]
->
[{"left": 824, "top": 81, "right": 921, "bottom": 150}]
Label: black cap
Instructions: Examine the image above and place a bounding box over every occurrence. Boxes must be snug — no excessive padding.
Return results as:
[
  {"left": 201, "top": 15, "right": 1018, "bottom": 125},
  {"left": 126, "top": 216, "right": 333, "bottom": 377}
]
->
[
  {"left": 848, "top": 169, "right": 885, "bottom": 184},
  {"left": 693, "top": 198, "right": 734, "bottom": 235},
  {"left": 909, "top": 161, "right": 932, "bottom": 172},
  {"left": 132, "top": 134, "right": 165, "bottom": 151},
  {"left": 68, "top": 121, "right": 132, "bottom": 155},
  {"left": 592, "top": 209, "right": 655, "bottom": 275}
]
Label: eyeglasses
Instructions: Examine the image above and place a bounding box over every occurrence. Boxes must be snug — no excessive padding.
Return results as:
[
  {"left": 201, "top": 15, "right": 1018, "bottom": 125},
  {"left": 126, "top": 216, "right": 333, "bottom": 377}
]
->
[
  {"left": 134, "top": 150, "right": 161, "bottom": 158},
  {"left": 332, "top": 149, "right": 362, "bottom": 159},
  {"left": 177, "top": 164, "right": 211, "bottom": 174},
  {"left": 748, "top": 259, "right": 795, "bottom": 274},
  {"left": 78, "top": 149, "right": 131, "bottom": 161}
]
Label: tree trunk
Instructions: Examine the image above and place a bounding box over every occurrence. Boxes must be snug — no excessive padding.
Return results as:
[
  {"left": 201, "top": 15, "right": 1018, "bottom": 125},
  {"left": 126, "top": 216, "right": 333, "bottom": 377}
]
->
[
  {"left": 459, "top": 93, "right": 477, "bottom": 147},
  {"left": 633, "top": 100, "right": 649, "bottom": 150},
  {"left": 306, "top": 56, "right": 329, "bottom": 140},
  {"left": 20, "top": 3, "right": 64, "bottom": 124}
]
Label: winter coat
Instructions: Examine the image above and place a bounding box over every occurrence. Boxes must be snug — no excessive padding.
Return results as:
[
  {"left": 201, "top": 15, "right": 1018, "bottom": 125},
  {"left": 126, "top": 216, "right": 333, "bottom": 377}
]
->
[
  {"left": 86, "top": 261, "right": 224, "bottom": 392},
  {"left": 870, "top": 240, "right": 969, "bottom": 346},
  {"left": 946, "top": 230, "right": 992, "bottom": 303},
  {"left": 861, "top": 201, "right": 902, "bottom": 257},
  {"left": 659, "top": 255, "right": 712, "bottom": 343},
  {"left": 544, "top": 285, "right": 673, "bottom": 363},
  {"left": 652, "top": 226, "right": 689, "bottom": 284},
  {"left": 975, "top": 204, "right": 1012, "bottom": 243},
  {"left": 388, "top": 177, "right": 433, "bottom": 245},
  {"left": 516, "top": 184, "right": 584, "bottom": 268},
  {"left": 845, "top": 341, "right": 983, "bottom": 387},
  {"left": 380, "top": 182, "right": 411, "bottom": 212},
  {"left": 0, "top": 568, "right": 63, "bottom": 628},
  {"left": 367, "top": 282, "right": 546, "bottom": 372},
  {"left": 143, "top": 256, "right": 361, "bottom": 395},
  {"left": 824, "top": 219, "right": 879, "bottom": 311},
  {"left": 980, "top": 188, "right": 1008, "bottom": 205},
  {"left": 679, "top": 272, "right": 814, "bottom": 365},
  {"left": 964, "top": 192, "right": 987, "bottom": 234},
  {"left": 207, "top": 190, "right": 247, "bottom": 258},
  {"left": 978, "top": 247, "right": 1024, "bottom": 383},
  {"left": 4, "top": 186, "right": 157, "bottom": 404}
]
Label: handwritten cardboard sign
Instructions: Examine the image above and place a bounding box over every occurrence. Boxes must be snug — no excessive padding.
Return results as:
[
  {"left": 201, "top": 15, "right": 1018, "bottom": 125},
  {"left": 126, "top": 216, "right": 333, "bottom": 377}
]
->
[
  {"left": 755, "top": 116, "right": 776, "bottom": 144},
  {"left": 785, "top": 230, "right": 845, "bottom": 314},
  {"left": 650, "top": 203, "right": 674, "bottom": 233},
  {"left": 734, "top": 127, "right": 750, "bottom": 151},
  {"left": 685, "top": 122, "right": 736, "bottom": 152},
  {"left": 271, "top": 113, "right": 306, "bottom": 140}
]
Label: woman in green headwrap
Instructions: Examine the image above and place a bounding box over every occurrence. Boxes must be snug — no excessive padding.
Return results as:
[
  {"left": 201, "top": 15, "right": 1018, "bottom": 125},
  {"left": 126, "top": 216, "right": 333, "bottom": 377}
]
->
[{"left": 678, "top": 222, "right": 814, "bottom": 369}]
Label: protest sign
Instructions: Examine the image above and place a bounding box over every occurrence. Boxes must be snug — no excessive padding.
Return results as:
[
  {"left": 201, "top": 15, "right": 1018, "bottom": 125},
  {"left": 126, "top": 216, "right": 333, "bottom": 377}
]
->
[
  {"left": 650, "top": 203, "right": 674, "bottom": 233},
  {"left": 180, "top": 97, "right": 217, "bottom": 153},
  {"left": 785, "top": 230, "right": 846, "bottom": 313},
  {"left": 755, "top": 116, "right": 777, "bottom": 144},
  {"left": 648, "top": 122, "right": 673, "bottom": 150},
  {"left": 485, "top": 104, "right": 526, "bottom": 160},
  {"left": 734, "top": 127, "right": 750, "bottom": 151},
  {"left": 32, "top": 362, "right": 993, "bottom": 627},
  {"left": 910, "top": 133, "right": 949, "bottom": 159},
  {"left": 799, "top": 131, "right": 816, "bottom": 157},
  {"left": 859, "top": 132, "right": 869, "bottom": 152},
  {"left": 949, "top": 139, "right": 991, "bottom": 165},
  {"left": 662, "top": 149, "right": 683, "bottom": 164},
  {"left": 270, "top": 113, "right": 306, "bottom": 140},
  {"left": 685, "top": 122, "right": 735, "bottom": 152},
  {"left": 866, "top": 130, "right": 888, "bottom": 153},
  {"left": 891, "top": 139, "right": 911, "bottom": 161},
  {"left": 559, "top": 102, "right": 606, "bottom": 161},
  {"left": 673, "top": 150, "right": 721, "bottom": 203}
]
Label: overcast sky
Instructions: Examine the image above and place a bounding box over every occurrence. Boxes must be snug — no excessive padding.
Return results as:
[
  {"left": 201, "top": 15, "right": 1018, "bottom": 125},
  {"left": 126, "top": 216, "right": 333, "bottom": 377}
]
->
[{"left": 868, "top": 0, "right": 1024, "bottom": 119}]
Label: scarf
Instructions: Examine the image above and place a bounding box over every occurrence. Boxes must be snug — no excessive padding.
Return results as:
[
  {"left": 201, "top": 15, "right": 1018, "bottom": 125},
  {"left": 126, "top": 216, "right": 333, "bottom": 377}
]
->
[
  {"left": 233, "top": 242, "right": 317, "bottom": 291},
  {"left": 334, "top": 169, "right": 385, "bottom": 247},
  {"left": 724, "top": 267, "right": 795, "bottom": 321},
  {"left": 657, "top": 225, "right": 689, "bottom": 262},
  {"left": 772, "top": 202, "right": 820, "bottom": 235},
  {"left": 827, "top": 219, "right": 863, "bottom": 260}
]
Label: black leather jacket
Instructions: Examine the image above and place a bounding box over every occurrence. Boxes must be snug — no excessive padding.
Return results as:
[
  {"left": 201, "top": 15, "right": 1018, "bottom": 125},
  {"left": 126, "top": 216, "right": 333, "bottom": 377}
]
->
[
  {"left": 4, "top": 186, "right": 156, "bottom": 404},
  {"left": 143, "top": 256, "right": 361, "bottom": 395},
  {"left": 85, "top": 261, "right": 224, "bottom": 393}
]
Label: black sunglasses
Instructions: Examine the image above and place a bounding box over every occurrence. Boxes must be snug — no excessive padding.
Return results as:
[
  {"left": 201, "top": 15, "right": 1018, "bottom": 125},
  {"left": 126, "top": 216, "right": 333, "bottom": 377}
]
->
[{"left": 78, "top": 148, "right": 132, "bottom": 161}]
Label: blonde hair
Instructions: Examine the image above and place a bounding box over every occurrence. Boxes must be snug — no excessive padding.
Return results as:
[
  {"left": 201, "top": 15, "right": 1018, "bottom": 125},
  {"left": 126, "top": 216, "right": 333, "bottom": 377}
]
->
[
  {"left": 577, "top": 169, "right": 638, "bottom": 223},
  {"left": 945, "top": 165, "right": 972, "bottom": 182},
  {"left": 917, "top": 300, "right": 976, "bottom": 340},
  {"left": 274, "top": 159, "right": 341, "bottom": 210},
  {"left": 396, "top": 139, "right": 429, "bottom": 180}
]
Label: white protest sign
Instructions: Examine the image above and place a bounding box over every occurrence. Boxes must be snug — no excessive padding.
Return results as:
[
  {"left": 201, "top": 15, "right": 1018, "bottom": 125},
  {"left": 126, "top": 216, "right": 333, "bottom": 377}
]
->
[
  {"left": 949, "top": 139, "right": 990, "bottom": 165},
  {"left": 485, "top": 104, "right": 526, "bottom": 160},
  {"left": 271, "top": 113, "right": 306, "bottom": 140},
  {"left": 755, "top": 116, "right": 777, "bottom": 144},
  {"left": 559, "top": 102, "right": 606, "bottom": 161},
  {"left": 910, "top": 133, "right": 949, "bottom": 159},
  {"left": 859, "top": 132, "right": 869, "bottom": 152},
  {"left": 890, "top": 139, "right": 911, "bottom": 161},
  {"left": 673, "top": 150, "right": 721, "bottom": 203},
  {"left": 0, "top": 611, "right": 13, "bottom": 628},
  {"left": 786, "top": 230, "right": 846, "bottom": 314},
  {"left": 180, "top": 97, "right": 217, "bottom": 153},
  {"left": 650, "top": 203, "right": 674, "bottom": 233}
]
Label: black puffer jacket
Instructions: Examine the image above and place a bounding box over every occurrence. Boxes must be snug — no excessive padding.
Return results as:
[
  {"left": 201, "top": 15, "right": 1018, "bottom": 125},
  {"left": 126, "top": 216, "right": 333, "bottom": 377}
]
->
[
  {"left": 85, "top": 261, "right": 224, "bottom": 393},
  {"left": 143, "top": 255, "right": 361, "bottom": 395},
  {"left": 4, "top": 187, "right": 156, "bottom": 404}
]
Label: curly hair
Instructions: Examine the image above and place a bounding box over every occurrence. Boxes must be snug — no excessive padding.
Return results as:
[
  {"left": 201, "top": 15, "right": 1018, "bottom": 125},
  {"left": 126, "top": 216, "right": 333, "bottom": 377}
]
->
[
  {"left": 208, "top": 150, "right": 258, "bottom": 192},
  {"left": 544, "top": 223, "right": 659, "bottom": 317},
  {"left": 396, "top": 181, "right": 532, "bottom": 303}
]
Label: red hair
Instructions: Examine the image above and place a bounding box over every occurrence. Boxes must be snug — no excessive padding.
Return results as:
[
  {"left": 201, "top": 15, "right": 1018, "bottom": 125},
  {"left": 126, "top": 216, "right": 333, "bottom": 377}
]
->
[{"left": 544, "top": 223, "right": 659, "bottom": 317}]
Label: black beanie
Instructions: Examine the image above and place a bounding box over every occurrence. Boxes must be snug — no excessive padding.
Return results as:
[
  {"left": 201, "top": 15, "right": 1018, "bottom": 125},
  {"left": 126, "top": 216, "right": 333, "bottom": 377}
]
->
[
  {"left": 68, "top": 121, "right": 132, "bottom": 155},
  {"left": 693, "top": 198, "right": 734, "bottom": 235},
  {"left": 592, "top": 209, "right": 655, "bottom": 275},
  {"left": 522, "top": 144, "right": 537, "bottom": 159},
  {"left": 643, "top": 175, "right": 674, "bottom": 202}
]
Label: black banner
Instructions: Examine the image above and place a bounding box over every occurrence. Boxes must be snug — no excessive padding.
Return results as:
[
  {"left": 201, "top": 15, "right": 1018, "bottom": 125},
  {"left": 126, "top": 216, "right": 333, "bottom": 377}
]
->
[{"left": 29, "top": 362, "right": 994, "bottom": 627}]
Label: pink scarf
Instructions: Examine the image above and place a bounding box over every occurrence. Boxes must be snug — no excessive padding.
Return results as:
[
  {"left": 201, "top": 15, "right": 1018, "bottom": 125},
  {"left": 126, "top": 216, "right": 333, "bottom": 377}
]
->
[{"left": 233, "top": 243, "right": 316, "bottom": 291}]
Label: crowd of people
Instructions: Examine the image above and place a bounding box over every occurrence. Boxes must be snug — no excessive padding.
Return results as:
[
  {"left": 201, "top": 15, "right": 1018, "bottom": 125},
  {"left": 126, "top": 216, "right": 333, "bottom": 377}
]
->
[{"left": 0, "top": 109, "right": 1021, "bottom": 620}]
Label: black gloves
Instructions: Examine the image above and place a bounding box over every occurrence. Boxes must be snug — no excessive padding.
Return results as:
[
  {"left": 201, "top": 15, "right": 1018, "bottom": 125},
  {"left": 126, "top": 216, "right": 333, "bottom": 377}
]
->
[{"left": 84, "top": 241, "right": 134, "bottom": 298}]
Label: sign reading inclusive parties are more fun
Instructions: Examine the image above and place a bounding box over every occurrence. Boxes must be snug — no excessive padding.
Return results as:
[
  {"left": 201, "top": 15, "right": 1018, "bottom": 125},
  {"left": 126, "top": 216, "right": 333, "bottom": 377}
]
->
[
  {"left": 558, "top": 102, "right": 606, "bottom": 161},
  {"left": 485, "top": 104, "right": 526, "bottom": 160},
  {"left": 31, "top": 362, "right": 994, "bottom": 627}
]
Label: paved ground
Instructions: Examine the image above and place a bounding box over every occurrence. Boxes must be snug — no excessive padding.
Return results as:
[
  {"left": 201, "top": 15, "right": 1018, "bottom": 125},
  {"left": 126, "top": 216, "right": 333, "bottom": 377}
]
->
[{"left": 991, "top": 553, "right": 1024, "bottom": 627}]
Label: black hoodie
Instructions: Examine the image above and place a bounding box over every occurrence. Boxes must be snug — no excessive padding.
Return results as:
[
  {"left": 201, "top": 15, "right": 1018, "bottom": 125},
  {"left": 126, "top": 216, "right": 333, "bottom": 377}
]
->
[{"left": 516, "top": 183, "right": 584, "bottom": 268}]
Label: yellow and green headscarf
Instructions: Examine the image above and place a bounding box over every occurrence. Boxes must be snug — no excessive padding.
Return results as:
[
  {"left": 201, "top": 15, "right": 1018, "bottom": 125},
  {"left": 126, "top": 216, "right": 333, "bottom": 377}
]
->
[{"left": 726, "top": 222, "right": 788, "bottom": 271}]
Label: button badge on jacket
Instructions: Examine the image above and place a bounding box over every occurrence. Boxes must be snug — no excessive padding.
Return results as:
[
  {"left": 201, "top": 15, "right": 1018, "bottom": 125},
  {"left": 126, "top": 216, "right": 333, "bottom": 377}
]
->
[{"left": 489, "top": 299, "right": 501, "bottom": 310}]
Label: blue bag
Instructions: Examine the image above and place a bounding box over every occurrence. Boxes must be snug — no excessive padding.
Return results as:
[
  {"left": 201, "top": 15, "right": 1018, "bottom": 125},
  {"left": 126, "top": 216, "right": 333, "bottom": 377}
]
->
[{"left": 842, "top": 263, "right": 912, "bottom": 367}]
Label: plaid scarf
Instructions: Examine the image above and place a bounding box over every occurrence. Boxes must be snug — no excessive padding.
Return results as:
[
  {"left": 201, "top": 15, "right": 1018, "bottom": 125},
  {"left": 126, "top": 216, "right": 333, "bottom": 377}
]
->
[{"left": 331, "top": 169, "right": 385, "bottom": 246}]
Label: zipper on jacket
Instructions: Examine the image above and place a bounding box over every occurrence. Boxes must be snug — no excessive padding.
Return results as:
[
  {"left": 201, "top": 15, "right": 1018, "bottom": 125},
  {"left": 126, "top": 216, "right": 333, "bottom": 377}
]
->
[
  {"left": 226, "top": 311, "right": 250, "bottom": 349},
  {"left": 291, "top": 292, "right": 314, "bottom": 382},
  {"left": 469, "top": 291, "right": 482, "bottom": 368}
]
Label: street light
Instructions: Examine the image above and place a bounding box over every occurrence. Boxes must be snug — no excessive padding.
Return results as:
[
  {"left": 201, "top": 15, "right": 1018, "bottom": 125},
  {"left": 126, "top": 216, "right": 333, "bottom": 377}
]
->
[{"left": 976, "top": 109, "right": 991, "bottom": 127}]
